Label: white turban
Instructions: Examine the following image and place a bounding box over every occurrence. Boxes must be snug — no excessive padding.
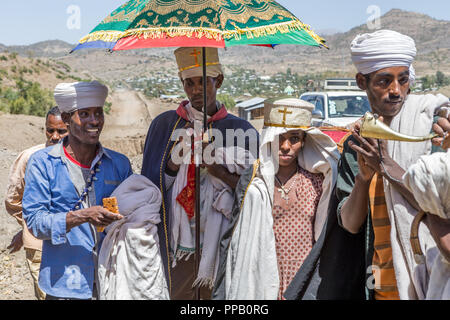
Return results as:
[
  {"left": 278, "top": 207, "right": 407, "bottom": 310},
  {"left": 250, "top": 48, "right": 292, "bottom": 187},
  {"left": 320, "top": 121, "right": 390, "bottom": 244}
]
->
[
  {"left": 54, "top": 81, "right": 108, "bottom": 113},
  {"left": 350, "top": 29, "right": 416, "bottom": 78}
]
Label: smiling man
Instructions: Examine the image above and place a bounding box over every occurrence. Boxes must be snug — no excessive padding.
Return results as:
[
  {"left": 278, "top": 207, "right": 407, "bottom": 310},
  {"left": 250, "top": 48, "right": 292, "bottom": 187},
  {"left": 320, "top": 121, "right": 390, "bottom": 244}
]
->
[
  {"left": 22, "top": 81, "right": 132, "bottom": 300},
  {"left": 337, "top": 30, "right": 450, "bottom": 300},
  {"left": 141, "top": 47, "right": 258, "bottom": 299}
]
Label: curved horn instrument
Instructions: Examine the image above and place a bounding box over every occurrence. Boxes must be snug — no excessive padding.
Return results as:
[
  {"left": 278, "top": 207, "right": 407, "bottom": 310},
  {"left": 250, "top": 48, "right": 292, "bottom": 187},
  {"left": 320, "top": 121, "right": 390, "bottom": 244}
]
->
[{"left": 360, "top": 112, "right": 438, "bottom": 142}]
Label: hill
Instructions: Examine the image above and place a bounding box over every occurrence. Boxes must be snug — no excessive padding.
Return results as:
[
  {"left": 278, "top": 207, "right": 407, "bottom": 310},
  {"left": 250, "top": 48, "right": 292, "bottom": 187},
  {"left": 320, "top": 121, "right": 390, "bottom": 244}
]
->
[{"left": 1, "top": 9, "right": 448, "bottom": 83}]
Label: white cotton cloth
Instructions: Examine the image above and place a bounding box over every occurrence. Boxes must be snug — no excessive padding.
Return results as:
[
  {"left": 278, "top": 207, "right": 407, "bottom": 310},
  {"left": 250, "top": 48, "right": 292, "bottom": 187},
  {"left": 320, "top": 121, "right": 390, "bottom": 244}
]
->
[
  {"left": 402, "top": 150, "right": 450, "bottom": 300},
  {"left": 225, "top": 176, "right": 280, "bottom": 300},
  {"left": 426, "top": 255, "right": 450, "bottom": 300},
  {"left": 350, "top": 29, "right": 416, "bottom": 75},
  {"left": 170, "top": 146, "right": 255, "bottom": 289},
  {"left": 224, "top": 126, "right": 340, "bottom": 300},
  {"left": 97, "top": 174, "right": 169, "bottom": 300},
  {"left": 54, "top": 81, "right": 108, "bottom": 113},
  {"left": 403, "top": 150, "right": 450, "bottom": 219},
  {"left": 382, "top": 93, "right": 449, "bottom": 300}
]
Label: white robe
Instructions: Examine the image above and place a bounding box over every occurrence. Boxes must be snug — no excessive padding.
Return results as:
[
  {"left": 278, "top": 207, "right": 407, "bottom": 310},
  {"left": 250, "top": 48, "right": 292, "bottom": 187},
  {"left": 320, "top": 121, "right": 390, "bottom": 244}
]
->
[
  {"left": 224, "top": 126, "right": 340, "bottom": 300},
  {"left": 383, "top": 93, "right": 449, "bottom": 299},
  {"left": 403, "top": 150, "right": 450, "bottom": 299},
  {"left": 98, "top": 174, "right": 169, "bottom": 300},
  {"left": 170, "top": 146, "right": 255, "bottom": 289}
]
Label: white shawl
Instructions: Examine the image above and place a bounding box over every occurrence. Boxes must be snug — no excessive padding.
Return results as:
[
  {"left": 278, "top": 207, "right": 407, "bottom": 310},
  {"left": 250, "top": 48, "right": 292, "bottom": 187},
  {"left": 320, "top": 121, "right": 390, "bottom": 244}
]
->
[
  {"left": 98, "top": 174, "right": 169, "bottom": 300},
  {"left": 383, "top": 93, "right": 449, "bottom": 299},
  {"left": 170, "top": 146, "right": 255, "bottom": 289},
  {"left": 403, "top": 150, "right": 450, "bottom": 300},
  {"left": 224, "top": 126, "right": 340, "bottom": 300}
]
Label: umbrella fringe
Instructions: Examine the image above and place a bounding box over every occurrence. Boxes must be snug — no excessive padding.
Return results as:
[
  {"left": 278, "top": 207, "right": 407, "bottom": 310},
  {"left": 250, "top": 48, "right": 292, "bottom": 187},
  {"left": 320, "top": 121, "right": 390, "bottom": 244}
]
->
[{"left": 78, "top": 20, "right": 325, "bottom": 47}]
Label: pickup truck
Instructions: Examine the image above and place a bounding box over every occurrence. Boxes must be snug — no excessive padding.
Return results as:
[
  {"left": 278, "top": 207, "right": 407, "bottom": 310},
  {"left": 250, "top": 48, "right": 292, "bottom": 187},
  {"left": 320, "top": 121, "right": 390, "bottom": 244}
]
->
[{"left": 300, "top": 91, "right": 371, "bottom": 143}]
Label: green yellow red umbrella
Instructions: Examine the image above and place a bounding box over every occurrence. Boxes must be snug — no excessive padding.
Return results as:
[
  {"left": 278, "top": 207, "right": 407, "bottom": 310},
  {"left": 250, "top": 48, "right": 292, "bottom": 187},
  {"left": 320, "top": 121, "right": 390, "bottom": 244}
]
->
[{"left": 72, "top": 0, "right": 326, "bottom": 52}]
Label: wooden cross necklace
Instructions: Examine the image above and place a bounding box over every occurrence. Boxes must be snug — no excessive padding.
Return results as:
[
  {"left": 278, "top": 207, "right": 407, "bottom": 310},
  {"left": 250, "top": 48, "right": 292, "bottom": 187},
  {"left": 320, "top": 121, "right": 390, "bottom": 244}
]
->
[{"left": 275, "top": 166, "right": 299, "bottom": 203}]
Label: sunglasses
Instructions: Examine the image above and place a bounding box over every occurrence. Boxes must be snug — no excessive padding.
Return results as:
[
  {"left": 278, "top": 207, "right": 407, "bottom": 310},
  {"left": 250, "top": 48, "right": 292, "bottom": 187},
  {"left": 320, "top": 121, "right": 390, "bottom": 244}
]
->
[{"left": 47, "top": 128, "right": 68, "bottom": 135}]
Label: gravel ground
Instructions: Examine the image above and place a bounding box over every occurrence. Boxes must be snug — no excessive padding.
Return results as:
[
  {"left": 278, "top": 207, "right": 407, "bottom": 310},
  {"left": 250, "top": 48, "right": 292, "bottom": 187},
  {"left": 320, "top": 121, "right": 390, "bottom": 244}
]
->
[{"left": 0, "top": 147, "right": 36, "bottom": 300}]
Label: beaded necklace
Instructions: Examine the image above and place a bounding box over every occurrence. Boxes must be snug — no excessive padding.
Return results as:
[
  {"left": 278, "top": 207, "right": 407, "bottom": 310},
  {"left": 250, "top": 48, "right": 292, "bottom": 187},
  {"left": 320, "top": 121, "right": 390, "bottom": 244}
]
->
[{"left": 70, "top": 160, "right": 102, "bottom": 211}]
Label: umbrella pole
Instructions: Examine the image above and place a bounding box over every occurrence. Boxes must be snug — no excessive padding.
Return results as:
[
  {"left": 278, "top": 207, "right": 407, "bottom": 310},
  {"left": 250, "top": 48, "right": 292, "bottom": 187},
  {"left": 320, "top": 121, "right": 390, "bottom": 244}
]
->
[
  {"left": 194, "top": 47, "right": 208, "bottom": 300},
  {"left": 194, "top": 160, "right": 201, "bottom": 301}
]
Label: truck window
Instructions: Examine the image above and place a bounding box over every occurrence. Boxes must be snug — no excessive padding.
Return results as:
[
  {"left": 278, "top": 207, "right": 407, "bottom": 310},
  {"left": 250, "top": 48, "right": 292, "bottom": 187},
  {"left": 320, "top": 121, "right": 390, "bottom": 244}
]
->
[{"left": 328, "top": 95, "right": 370, "bottom": 118}]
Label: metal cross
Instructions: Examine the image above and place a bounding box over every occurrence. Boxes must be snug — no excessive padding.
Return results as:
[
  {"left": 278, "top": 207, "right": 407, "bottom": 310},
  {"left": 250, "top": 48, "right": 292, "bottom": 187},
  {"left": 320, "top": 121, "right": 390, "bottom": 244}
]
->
[
  {"left": 278, "top": 187, "right": 289, "bottom": 200},
  {"left": 278, "top": 107, "right": 293, "bottom": 126}
]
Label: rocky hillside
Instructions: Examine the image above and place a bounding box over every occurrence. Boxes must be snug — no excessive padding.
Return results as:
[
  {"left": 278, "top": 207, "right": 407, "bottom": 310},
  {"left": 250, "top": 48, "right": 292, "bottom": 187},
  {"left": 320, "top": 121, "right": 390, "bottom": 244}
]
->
[
  {"left": 0, "top": 9, "right": 450, "bottom": 82},
  {"left": 1, "top": 9, "right": 448, "bottom": 82}
]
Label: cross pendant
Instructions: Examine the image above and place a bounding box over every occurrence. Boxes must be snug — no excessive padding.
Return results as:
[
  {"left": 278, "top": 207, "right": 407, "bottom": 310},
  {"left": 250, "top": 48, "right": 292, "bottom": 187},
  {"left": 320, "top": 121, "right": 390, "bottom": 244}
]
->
[{"left": 278, "top": 188, "right": 289, "bottom": 202}]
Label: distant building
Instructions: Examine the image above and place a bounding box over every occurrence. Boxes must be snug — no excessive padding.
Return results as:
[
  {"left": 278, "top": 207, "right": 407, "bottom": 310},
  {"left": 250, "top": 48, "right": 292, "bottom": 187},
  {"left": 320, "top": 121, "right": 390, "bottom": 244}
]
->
[
  {"left": 160, "top": 94, "right": 181, "bottom": 100},
  {"left": 236, "top": 97, "right": 266, "bottom": 121}
]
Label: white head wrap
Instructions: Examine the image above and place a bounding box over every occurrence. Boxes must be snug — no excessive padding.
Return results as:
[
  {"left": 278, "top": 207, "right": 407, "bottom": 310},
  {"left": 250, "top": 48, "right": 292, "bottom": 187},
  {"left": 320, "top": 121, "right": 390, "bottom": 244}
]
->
[
  {"left": 350, "top": 29, "right": 416, "bottom": 80},
  {"left": 54, "top": 81, "right": 108, "bottom": 113},
  {"left": 258, "top": 98, "right": 340, "bottom": 241}
]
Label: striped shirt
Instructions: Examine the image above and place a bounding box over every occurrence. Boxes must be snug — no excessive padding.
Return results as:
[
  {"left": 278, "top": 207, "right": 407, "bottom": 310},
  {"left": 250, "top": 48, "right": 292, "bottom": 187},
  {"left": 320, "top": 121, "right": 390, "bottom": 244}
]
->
[{"left": 369, "top": 173, "right": 400, "bottom": 300}]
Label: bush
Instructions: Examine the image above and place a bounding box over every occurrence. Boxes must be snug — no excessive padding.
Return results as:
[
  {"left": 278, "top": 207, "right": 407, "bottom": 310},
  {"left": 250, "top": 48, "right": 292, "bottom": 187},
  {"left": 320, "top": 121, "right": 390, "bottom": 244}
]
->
[
  {"left": 104, "top": 101, "right": 112, "bottom": 115},
  {"left": 217, "top": 93, "right": 236, "bottom": 110},
  {"left": 1, "top": 80, "right": 54, "bottom": 117}
]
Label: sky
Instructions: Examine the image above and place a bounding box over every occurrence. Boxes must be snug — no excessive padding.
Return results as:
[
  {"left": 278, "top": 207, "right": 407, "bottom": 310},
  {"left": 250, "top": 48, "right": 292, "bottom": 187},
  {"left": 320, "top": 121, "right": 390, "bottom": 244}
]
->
[{"left": 0, "top": 0, "right": 448, "bottom": 46}]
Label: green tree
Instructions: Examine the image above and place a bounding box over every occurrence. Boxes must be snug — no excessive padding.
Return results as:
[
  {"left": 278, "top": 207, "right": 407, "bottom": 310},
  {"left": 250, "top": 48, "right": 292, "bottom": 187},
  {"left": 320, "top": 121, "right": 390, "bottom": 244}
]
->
[
  {"left": 217, "top": 93, "right": 236, "bottom": 110},
  {"left": 436, "top": 71, "right": 445, "bottom": 87}
]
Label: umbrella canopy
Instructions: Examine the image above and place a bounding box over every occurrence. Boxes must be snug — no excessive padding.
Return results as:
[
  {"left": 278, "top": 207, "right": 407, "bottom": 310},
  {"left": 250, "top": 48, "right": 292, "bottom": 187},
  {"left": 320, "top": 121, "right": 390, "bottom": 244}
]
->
[{"left": 72, "top": 0, "right": 326, "bottom": 52}]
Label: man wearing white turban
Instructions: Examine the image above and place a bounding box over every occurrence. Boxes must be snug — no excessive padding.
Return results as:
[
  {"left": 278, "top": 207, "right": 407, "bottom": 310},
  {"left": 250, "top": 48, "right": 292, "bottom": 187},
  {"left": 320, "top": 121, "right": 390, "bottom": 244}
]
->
[
  {"left": 22, "top": 81, "right": 133, "bottom": 300},
  {"left": 337, "top": 29, "right": 450, "bottom": 300}
]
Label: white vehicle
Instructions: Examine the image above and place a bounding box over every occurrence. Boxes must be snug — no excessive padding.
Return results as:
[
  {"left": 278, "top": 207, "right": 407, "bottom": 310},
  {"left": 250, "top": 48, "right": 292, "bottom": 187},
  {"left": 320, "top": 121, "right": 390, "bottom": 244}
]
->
[{"left": 300, "top": 91, "right": 370, "bottom": 128}]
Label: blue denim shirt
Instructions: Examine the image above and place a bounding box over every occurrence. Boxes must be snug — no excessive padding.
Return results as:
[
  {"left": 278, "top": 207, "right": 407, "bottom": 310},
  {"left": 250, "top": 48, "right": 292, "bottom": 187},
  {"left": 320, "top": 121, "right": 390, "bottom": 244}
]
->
[{"left": 22, "top": 142, "right": 132, "bottom": 299}]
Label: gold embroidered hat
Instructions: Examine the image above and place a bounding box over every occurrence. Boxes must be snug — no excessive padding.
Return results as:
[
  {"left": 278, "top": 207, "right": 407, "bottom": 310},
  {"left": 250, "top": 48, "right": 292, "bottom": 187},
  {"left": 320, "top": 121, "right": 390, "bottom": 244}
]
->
[
  {"left": 264, "top": 98, "right": 315, "bottom": 129},
  {"left": 174, "top": 47, "right": 223, "bottom": 80}
]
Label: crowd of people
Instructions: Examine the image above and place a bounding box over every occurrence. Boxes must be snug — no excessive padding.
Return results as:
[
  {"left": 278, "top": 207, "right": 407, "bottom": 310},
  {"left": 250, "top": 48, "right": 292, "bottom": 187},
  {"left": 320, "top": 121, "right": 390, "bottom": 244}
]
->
[{"left": 4, "top": 30, "right": 450, "bottom": 300}]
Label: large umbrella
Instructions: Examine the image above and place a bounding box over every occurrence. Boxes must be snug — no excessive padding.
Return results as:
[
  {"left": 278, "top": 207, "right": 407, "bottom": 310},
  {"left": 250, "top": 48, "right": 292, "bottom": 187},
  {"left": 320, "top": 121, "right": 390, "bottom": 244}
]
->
[{"left": 72, "top": 0, "right": 326, "bottom": 299}]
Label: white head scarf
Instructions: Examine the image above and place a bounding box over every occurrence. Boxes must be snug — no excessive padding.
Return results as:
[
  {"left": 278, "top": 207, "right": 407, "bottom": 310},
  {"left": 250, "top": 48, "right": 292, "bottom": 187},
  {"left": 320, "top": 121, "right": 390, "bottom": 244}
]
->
[
  {"left": 350, "top": 29, "right": 416, "bottom": 81},
  {"left": 258, "top": 125, "right": 340, "bottom": 241},
  {"left": 54, "top": 81, "right": 108, "bottom": 113}
]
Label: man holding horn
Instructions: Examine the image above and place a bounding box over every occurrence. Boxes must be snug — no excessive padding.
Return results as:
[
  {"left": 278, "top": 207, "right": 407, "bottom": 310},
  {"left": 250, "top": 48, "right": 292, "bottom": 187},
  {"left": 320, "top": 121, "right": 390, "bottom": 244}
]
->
[{"left": 337, "top": 30, "right": 450, "bottom": 300}]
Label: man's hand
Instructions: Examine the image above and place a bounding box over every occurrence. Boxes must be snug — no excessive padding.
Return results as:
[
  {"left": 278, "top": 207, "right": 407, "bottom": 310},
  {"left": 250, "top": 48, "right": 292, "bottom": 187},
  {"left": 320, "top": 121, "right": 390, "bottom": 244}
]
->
[
  {"left": 66, "top": 206, "right": 123, "bottom": 232},
  {"left": 83, "top": 206, "right": 123, "bottom": 227},
  {"left": 432, "top": 113, "right": 450, "bottom": 149},
  {"left": 168, "top": 122, "right": 195, "bottom": 173},
  {"left": 348, "top": 134, "right": 386, "bottom": 176},
  {"left": 7, "top": 230, "right": 23, "bottom": 253}
]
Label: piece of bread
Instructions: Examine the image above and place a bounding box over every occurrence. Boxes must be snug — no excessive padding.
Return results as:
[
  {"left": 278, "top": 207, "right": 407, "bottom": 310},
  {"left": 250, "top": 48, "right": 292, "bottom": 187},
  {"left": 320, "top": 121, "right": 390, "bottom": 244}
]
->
[
  {"left": 97, "top": 197, "right": 119, "bottom": 232},
  {"left": 103, "top": 197, "right": 119, "bottom": 213}
]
